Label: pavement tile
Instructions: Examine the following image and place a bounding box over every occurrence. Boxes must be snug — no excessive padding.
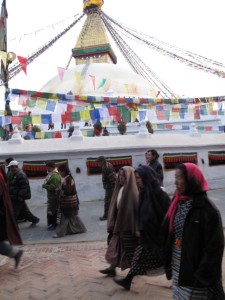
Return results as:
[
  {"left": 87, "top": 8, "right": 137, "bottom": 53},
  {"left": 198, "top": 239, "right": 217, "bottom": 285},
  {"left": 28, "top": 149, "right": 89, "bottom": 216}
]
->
[
  {"left": 1, "top": 190, "right": 225, "bottom": 299},
  {"left": 0, "top": 242, "right": 172, "bottom": 300}
]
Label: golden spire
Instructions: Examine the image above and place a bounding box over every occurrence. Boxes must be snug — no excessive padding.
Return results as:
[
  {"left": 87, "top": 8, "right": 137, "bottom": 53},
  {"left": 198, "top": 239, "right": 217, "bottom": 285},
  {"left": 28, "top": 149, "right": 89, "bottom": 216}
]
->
[{"left": 72, "top": 1, "right": 117, "bottom": 65}]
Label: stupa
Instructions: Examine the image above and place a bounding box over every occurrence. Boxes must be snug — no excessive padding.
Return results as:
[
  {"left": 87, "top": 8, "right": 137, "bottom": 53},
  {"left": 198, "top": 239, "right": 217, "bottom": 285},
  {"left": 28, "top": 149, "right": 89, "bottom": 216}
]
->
[{"left": 40, "top": 0, "right": 157, "bottom": 98}]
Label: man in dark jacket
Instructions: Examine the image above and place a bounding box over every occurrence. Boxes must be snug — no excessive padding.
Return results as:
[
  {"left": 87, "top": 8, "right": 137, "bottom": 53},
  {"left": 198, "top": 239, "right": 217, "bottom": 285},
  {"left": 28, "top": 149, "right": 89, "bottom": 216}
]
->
[
  {"left": 7, "top": 160, "right": 39, "bottom": 226},
  {"left": 97, "top": 156, "right": 116, "bottom": 221},
  {"left": 5, "top": 157, "right": 27, "bottom": 223}
]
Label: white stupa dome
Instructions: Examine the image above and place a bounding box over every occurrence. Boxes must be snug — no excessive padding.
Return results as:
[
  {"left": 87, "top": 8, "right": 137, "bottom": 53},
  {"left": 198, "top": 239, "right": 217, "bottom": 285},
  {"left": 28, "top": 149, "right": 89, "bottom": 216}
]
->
[{"left": 40, "top": 63, "right": 156, "bottom": 98}]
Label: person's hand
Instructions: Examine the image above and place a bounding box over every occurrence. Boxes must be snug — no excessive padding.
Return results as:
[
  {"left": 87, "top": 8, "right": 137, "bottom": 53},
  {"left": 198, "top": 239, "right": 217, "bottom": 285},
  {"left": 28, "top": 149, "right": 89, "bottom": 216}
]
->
[
  {"left": 107, "top": 232, "right": 113, "bottom": 245},
  {"left": 135, "top": 230, "right": 140, "bottom": 237},
  {"left": 165, "top": 267, "right": 172, "bottom": 280},
  {"left": 107, "top": 226, "right": 113, "bottom": 233}
]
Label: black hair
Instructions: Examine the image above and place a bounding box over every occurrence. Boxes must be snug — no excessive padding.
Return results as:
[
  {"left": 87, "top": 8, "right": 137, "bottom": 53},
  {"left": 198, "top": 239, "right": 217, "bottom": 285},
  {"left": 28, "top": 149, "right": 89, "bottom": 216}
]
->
[
  {"left": 58, "top": 164, "right": 70, "bottom": 175},
  {"left": 5, "top": 157, "right": 14, "bottom": 165},
  {"left": 146, "top": 149, "right": 159, "bottom": 159},
  {"left": 176, "top": 163, "right": 202, "bottom": 196},
  {"left": 97, "top": 156, "right": 106, "bottom": 162},
  {"left": 45, "top": 161, "right": 55, "bottom": 168},
  {"left": 176, "top": 164, "right": 188, "bottom": 182}
]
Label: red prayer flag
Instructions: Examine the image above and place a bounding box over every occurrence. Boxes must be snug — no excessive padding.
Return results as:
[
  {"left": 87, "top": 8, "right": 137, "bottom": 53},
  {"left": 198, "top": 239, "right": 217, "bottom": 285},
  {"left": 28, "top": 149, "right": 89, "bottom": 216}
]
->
[
  {"left": 17, "top": 55, "right": 28, "bottom": 74},
  {"left": 89, "top": 75, "right": 96, "bottom": 90},
  {"left": 108, "top": 106, "right": 117, "bottom": 116},
  {"left": 11, "top": 116, "right": 22, "bottom": 124},
  {"left": 57, "top": 67, "right": 65, "bottom": 82}
]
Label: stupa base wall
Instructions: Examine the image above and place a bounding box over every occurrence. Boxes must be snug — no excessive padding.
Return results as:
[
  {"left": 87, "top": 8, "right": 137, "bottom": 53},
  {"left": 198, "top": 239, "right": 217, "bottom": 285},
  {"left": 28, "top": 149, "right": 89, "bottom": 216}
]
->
[{"left": 1, "top": 133, "right": 225, "bottom": 202}]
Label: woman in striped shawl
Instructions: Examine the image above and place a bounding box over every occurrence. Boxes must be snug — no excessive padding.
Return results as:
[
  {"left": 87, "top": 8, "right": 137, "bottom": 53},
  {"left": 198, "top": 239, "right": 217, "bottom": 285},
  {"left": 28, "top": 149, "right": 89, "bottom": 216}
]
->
[{"left": 52, "top": 164, "right": 86, "bottom": 238}]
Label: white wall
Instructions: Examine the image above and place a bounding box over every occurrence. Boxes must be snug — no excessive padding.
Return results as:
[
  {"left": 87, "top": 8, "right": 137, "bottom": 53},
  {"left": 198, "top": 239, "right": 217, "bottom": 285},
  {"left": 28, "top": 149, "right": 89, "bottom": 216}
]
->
[{"left": 1, "top": 132, "right": 225, "bottom": 201}]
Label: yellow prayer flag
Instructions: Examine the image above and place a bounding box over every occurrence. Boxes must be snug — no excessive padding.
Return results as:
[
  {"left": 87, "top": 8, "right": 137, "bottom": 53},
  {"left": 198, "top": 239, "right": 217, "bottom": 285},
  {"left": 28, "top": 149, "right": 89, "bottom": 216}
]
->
[
  {"left": 35, "top": 132, "right": 42, "bottom": 139},
  {"left": 124, "top": 83, "right": 129, "bottom": 93},
  {"left": 172, "top": 98, "right": 179, "bottom": 104},
  {"left": 0, "top": 51, "right": 7, "bottom": 69},
  {"left": 36, "top": 99, "right": 47, "bottom": 110},
  {"left": 75, "top": 72, "right": 81, "bottom": 85},
  {"left": 188, "top": 107, "right": 195, "bottom": 114},
  {"left": 80, "top": 110, "right": 90, "bottom": 120},
  {"left": 83, "top": 109, "right": 90, "bottom": 120},
  {"left": 32, "top": 115, "right": 42, "bottom": 125},
  {"left": 208, "top": 102, "right": 214, "bottom": 113},
  {"left": 171, "top": 111, "right": 179, "bottom": 120},
  {"left": 102, "top": 120, "right": 110, "bottom": 126},
  {"left": 79, "top": 96, "right": 87, "bottom": 101},
  {"left": 131, "top": 111, "right": 138, "bottom": 122},
  {"left": 94, "top": 104, "right": 103, "bottom": 108}
]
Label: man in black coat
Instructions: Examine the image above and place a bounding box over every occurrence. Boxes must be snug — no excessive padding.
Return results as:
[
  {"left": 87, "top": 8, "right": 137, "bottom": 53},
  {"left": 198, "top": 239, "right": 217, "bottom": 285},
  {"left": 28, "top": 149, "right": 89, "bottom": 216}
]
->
[
  {"left": 7, "top": 160, "right": 39, "bottom": 226},
  {"left": 97, "top": 156, "right": 116, "bottom": 221}
]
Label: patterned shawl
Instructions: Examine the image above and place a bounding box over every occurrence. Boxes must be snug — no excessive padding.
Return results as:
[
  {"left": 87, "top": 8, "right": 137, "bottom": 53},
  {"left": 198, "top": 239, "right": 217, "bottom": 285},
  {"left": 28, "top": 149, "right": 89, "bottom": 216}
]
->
[{"left": 59, "top": 175, "right": 78, "bottom": 217}]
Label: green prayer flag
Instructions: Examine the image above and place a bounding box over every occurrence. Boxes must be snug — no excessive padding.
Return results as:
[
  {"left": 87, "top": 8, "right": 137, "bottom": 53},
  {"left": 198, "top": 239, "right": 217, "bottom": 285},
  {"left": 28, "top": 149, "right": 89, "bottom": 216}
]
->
[
  {"left": 22, "top": 116, "right": 32, "bottom": 124},
  {"left": 122, "top": 110, "right": 131, "bottom": 122},
  {"left": 164, "top": 110, "right": 170, "bottom": 121},
  {"left": 45, "top": 132, "right": 53, "bottom": 139},
  {"left": 157, "top": 124, "right": 165, "bottom": 129},
  {"left": 117, "top": 105, "right": 126, "bottom": 114},
  {"left": 71, "top": 112, "right": 80, "bottom": 121}
]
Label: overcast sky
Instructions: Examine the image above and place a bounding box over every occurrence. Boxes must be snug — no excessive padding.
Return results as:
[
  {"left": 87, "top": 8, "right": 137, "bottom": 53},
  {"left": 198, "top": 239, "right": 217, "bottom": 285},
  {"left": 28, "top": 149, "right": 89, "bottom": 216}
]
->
[{"left": 2, "top": 0, "right": 225, "bottom": 103}]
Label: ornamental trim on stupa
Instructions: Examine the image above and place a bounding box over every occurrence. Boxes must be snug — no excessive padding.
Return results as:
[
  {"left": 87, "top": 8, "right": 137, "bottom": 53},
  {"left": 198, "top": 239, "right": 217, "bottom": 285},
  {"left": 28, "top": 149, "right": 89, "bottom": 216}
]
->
[{"left": 72, "top": 0, "right": 117, "bottom": 65}]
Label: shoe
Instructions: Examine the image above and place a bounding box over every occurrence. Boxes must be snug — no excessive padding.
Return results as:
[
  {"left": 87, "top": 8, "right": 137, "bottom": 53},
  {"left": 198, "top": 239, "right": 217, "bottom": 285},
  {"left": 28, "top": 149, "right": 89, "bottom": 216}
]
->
[
  {"left": 31, "top": 218, "right": 40, "bottom": 226},
  {"left": 14, "top": 250, "right": 23, "bottom": 269},
  {"left": 99, "top": 267, "right": 116, "bottom": 277},
  {"left": 47, "top": 225, "right": 56, "bottom": 231},
  {"left": 52, "top": 234, "right": 60, "bottom": 238},
  {"left": 17, "top": 219, "right": 27, "bottom": 223},
  {"left": 99, "top": 216, "right": 107, "bottom": 221},
  {"left": 113, "top": 276, "right": 133, "bottom": 291}
]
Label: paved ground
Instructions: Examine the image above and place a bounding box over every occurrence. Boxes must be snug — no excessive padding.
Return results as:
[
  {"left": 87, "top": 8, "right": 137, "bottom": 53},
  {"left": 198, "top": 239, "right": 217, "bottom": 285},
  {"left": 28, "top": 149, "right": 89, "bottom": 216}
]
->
[{"left": 1, "top": 188, "right": 225, "bottom": 299}]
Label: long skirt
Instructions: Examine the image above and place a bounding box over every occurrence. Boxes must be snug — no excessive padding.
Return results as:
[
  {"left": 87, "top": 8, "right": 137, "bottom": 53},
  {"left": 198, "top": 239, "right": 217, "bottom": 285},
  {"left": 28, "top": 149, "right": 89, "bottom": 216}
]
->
[
  {"left": 172, "top": 246, "right": 225, "bottom": 299},
  {"left": 55, "top": 213, "right": 86, "bottom": 237},
  {"left": 105, "top": 232, "right": 138, "bottom": 270},
  {"left": 128, "top": 244, "right": 163, "bottom": 276}
]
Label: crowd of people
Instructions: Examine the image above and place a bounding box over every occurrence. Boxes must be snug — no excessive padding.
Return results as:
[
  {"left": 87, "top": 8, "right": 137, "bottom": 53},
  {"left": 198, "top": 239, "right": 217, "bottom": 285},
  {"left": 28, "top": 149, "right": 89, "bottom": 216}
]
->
[
  {"left": 98, "top": 151, "right": 225, "bottom": 299},
  {"left": 0, "top": 157, "right": 87, "bottom": 268},
  {"left": 1, "top": 150, "right": 225, "bottom": 299}
]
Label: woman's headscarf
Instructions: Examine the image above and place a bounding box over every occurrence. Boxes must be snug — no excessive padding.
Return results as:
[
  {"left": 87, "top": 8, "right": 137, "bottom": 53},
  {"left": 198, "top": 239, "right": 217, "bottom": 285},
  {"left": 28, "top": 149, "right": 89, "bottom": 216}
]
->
[
  {"left": 166, "top": 163, "right": 208, "bottom": 232},
  {"left": 107, "top": 166, "right": 139, "bottom": 234}
]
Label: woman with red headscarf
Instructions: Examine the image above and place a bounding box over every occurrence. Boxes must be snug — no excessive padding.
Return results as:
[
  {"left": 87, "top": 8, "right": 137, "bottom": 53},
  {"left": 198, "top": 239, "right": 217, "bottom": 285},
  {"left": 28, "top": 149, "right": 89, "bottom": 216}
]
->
[
  {"left": 0, "top": 167, "right": 23, "bottom": 268},
  {"left": 163, "top": 163, "right": 225, "bottom": 299}
]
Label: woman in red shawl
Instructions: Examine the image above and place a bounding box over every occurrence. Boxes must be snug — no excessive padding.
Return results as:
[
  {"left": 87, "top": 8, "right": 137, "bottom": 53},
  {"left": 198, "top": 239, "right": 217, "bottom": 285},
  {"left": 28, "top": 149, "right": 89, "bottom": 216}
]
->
[
  {"left": 163, "top": 163, "right": 225, "bottom": 299},
  {"left": 0, "top": 167, "right": 23, "bottom": 268}
]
